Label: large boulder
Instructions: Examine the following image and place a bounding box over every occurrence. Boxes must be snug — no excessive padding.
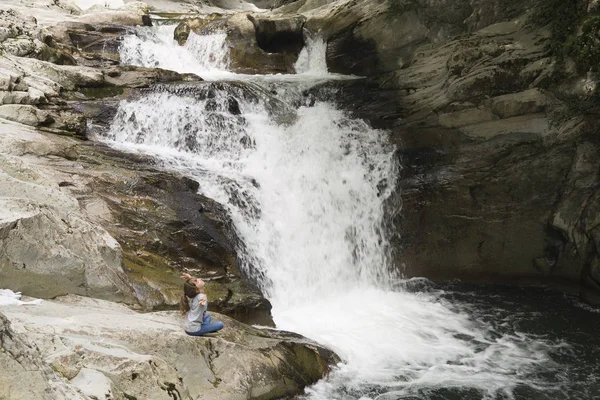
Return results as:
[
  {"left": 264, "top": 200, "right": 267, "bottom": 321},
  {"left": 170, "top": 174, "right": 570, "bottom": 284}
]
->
[
  {"left": 0, "top": 122, "right": 136, "bottom": 304},
  {"left": 0, "top": 295, "right": 339, "bottom": 399},
  {"left": 247, "top": 13, "right": 306, "bottom": 54},
  {"left": 0, "top": 104, "right": 52, "bottom": 126}
]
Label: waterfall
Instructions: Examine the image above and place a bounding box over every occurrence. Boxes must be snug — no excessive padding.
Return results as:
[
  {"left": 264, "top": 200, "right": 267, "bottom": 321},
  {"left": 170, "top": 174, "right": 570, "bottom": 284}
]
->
[
  {"left": 98, "top": 26, "right": 564, "bottom": 399},
  {"left": 119, "top": 25, "right": 231, "bottom": 79},
  {"left": 294, "top": 34, "right": 328, "bottom": 75}
]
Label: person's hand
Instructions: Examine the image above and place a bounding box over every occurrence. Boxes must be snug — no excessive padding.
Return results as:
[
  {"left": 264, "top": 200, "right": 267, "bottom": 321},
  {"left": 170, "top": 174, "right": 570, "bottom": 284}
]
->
[
  {"left": 180, "top": 273, "right": 193, "bottom": 280},
  {"left": 199, "top": 297, "right": 207, "bottom": 306}
]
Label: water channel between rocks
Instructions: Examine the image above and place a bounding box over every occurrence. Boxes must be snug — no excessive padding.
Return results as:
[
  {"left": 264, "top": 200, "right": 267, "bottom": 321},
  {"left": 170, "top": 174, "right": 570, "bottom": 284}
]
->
[{"left": 94, "top": 24, "right": 600, "bottom": 400}]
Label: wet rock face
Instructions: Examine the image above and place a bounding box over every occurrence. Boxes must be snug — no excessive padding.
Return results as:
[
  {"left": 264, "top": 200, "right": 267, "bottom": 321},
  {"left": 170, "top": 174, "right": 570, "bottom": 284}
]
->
[
  {"left": 56, "top": 139, "right": 273, "bottom": 322},
  {"left": 248, "top": 14, "right": 306, "bottom": 54}
]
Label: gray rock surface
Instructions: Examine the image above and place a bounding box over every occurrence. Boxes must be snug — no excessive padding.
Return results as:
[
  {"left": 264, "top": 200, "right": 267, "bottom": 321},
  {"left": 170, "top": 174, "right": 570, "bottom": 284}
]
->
[
  {"left": 0, "top": 312, "right": 85, "bottom": 400},
  {"left": 0, "top": 122, "right": 136, "bottom": 304},
  {"left": 1, "top": 295, "right": 338, "bottom": 400}
]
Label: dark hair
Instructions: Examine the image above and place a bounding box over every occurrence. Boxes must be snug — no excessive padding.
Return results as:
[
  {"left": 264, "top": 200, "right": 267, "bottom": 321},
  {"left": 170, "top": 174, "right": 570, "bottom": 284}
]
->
[{"left": 179, "top": 280, "right": 199, "bottom": 316}]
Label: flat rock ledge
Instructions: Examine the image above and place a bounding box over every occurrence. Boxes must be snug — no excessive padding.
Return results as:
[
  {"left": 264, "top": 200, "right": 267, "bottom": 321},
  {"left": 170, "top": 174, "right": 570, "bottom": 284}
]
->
[{"left": 0, "top": 296, "right": 339, "bottom": 400}]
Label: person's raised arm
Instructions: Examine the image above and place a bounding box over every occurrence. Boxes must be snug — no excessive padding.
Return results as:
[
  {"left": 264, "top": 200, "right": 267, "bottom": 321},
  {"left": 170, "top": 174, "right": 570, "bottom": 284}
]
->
[{"left": 180, "top": 272, "right": 193, "bottom": 280}]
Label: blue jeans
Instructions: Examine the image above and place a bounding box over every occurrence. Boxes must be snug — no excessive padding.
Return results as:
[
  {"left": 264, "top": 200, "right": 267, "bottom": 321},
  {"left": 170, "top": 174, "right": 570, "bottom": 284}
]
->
[{"left": 186, "top": 313, "right": 224, "bottom": 336}]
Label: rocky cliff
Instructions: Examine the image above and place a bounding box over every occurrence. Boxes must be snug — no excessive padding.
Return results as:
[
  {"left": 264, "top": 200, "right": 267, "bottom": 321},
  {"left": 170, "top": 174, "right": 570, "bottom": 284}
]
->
[{"left": 278, "top": 0, "right": 600, "bottom": 303}]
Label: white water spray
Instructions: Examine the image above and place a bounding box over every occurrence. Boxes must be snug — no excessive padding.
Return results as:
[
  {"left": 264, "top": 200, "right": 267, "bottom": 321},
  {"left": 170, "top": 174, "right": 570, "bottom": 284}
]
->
[
  {"left": 99, "top": 27, "right": 564, "bottom": 399},
  {"left": 120, "top": 25, "right": 231, "bottom": 79},
  {"left": 294, "top": 34, "right": 328, "bottom": 75}
]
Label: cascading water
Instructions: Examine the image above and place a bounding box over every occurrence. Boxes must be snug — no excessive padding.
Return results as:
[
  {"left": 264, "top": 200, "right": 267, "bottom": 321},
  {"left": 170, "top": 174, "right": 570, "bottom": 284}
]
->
[
  {"left": 120, "top": 25, "right": 231, "bottom": 79},
  {"left": 96, "top": 25, "right": 575, "bottom": 399},
  {"left": 294, "top": 34, "right": 328, "bottom": 75}
]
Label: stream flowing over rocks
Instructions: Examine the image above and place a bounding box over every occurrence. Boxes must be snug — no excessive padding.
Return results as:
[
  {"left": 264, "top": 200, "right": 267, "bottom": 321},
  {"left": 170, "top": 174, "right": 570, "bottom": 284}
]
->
[{"left": 1, "top": 0, "right": 600, "bottom": 399}]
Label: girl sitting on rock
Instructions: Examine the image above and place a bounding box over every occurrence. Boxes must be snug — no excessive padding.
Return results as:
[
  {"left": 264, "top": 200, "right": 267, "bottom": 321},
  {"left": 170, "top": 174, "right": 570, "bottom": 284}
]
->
[{"left": 180, "top": 273, "right": 224, "bottom": 336}]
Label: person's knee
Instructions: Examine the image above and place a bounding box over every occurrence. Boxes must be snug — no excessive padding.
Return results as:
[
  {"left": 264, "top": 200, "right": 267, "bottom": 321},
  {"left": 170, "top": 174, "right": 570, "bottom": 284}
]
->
[{"left": 207, "top": 322, "right": 224, "bottom": 333}]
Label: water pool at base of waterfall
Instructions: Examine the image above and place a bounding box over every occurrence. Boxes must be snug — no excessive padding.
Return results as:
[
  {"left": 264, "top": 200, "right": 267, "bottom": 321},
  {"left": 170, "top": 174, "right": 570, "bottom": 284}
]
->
[{"left": 299, "top": 282, "right": 600, "bottom": 400}]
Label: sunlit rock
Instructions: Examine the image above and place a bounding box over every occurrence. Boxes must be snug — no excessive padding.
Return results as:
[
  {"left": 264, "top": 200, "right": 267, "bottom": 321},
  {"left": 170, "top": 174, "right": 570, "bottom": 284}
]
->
[{"left": 1, "top": 295, "right": 338, "bottom": 399}]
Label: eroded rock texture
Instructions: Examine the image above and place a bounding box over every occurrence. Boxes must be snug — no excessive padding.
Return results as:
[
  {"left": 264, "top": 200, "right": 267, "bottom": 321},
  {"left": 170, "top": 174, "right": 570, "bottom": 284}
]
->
[{"left": 299, "top": 0, "right": 600, "bottom": 301}]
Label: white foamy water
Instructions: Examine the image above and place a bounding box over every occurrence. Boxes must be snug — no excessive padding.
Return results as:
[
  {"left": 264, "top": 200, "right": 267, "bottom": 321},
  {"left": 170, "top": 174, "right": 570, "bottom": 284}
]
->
[
  {"left": 294, "top": 34, "right": 328, "bottom": 75},
  {"left": 119, "top": 25, "right": 350, "bottom": 84},
  {"left": 0, "top": 289, "right": 43, "bottom": 306},
  {"left": 100, "top": 26, "right": 565, "bottom": 399},
  {"left": 120, "top": 25, "right": 232, "bottom": 80}
]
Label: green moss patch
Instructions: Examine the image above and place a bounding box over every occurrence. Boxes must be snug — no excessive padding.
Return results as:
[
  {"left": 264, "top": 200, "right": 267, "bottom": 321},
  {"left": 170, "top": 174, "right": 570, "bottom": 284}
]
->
[
  {"left": 79, "top": 86, "right": 125, "bottom": 99},
  {"left": 534, "top": 0, "right": 600, "bottom": 119},
  {"left": 123, "top": 249, "right": 182, "bottom": 309}
]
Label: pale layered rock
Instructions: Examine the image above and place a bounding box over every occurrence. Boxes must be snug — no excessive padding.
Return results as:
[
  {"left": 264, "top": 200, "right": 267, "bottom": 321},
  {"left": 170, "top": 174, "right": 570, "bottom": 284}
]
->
[
  {"left": 0, "top": 295, "right": 338, "bottom": 400},
  {"left": 75, "top": 1, "right": 151, "bottom": 26},
  {"left": 0, "top": 197, "right": 134, "bottom": 302},
  {"left": 0, "top": 122, "right": 135, "bottom": 303},
  {"left": 0, "top": 9, "right": 39, "bottom": 42},
  {"left": 0, "top": 55, "right": 103, "bottom": 102},
  {"left": 2, "top": 38, "right": 47, "bottom": 58},
  {"left": 0, "top": 87, "right": 46, "bottom": 105},
  {"left": 0, "top": 68, "right": 23, "bottom": 91},
  {"left": 0, "top": 104, "right": 52, "bottom": 126},
  {"left": 0, "top": 313, "right": 86, "bottom": 400}
]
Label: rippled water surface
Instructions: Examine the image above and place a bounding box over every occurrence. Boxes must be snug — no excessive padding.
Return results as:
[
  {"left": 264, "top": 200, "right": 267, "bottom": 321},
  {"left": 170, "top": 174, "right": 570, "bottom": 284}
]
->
[{"left": 393, "top": 282, "right": 600, "bottom": 400}]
